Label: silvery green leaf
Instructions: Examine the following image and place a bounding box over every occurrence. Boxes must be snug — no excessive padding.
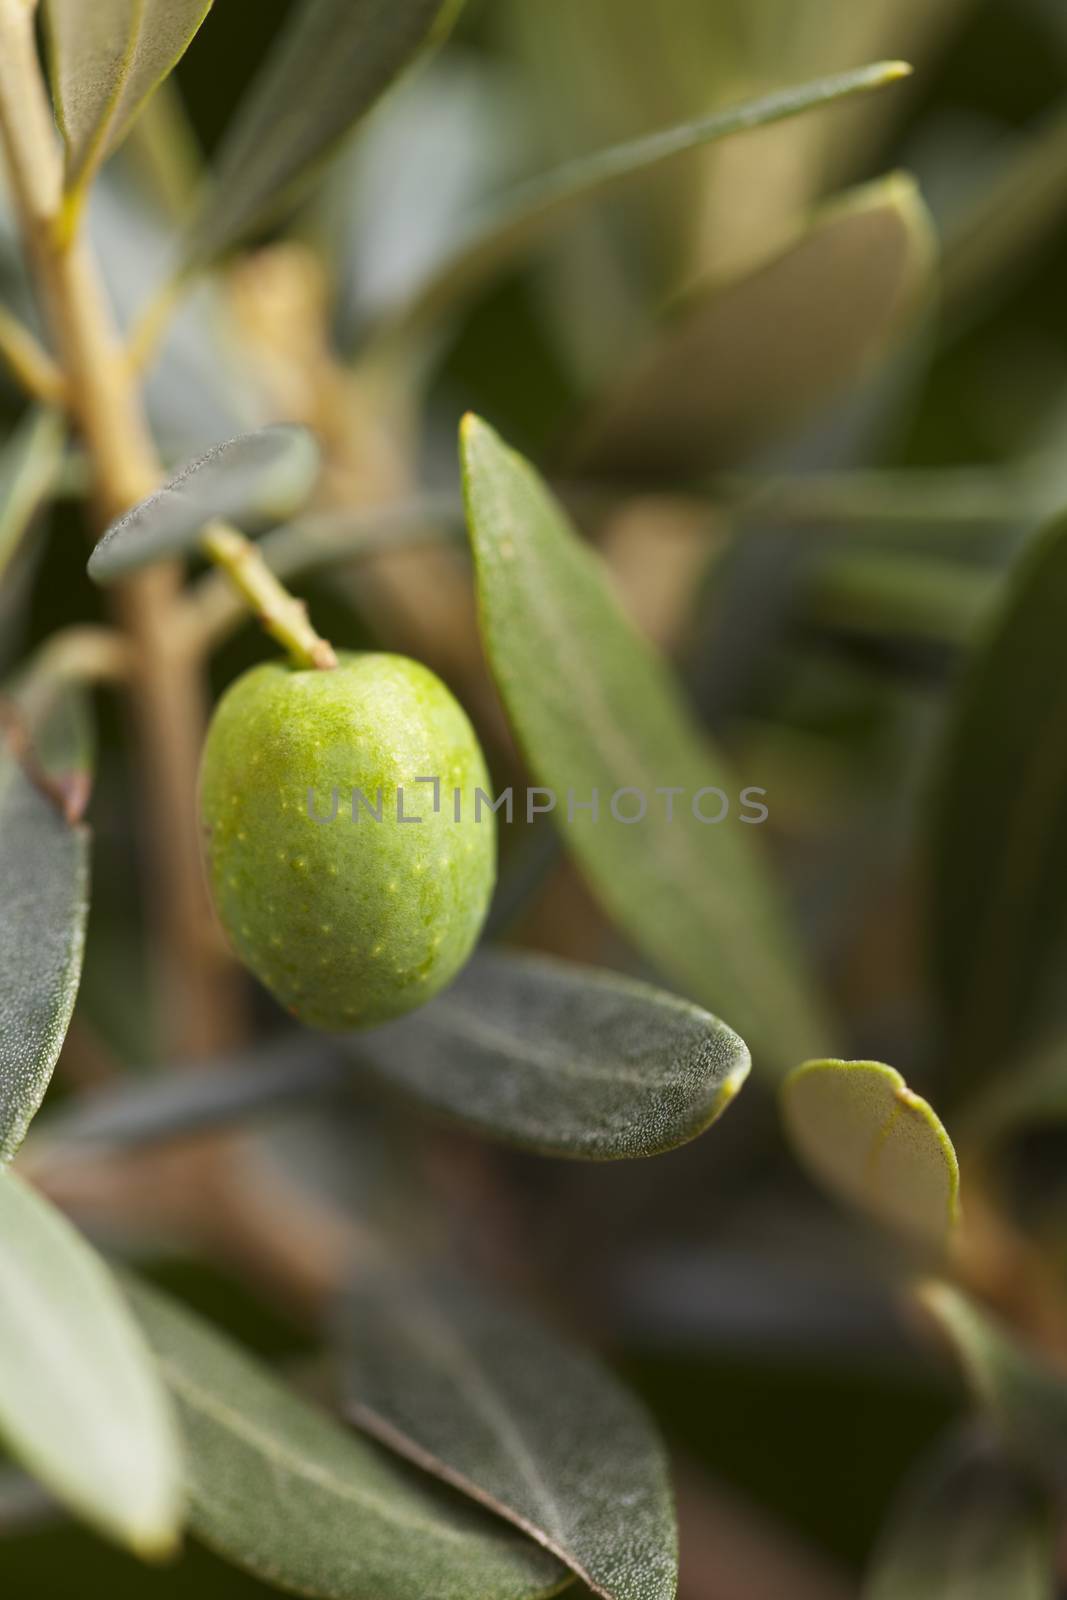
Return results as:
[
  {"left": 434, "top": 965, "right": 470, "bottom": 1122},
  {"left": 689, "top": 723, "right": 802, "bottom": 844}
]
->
[
  {"left": 460, "top": 415, "right": 827, "bottom": 1073},
  {"left": 0, "top": 734, "right": 89, "bottom": 1161},
  {"left": 0, "top": 1170, "right": 181, "bottom": 1555},
  {"left": 44, "top": 0, "right": 214, "bottom": 206},
  {"left": 349, "top": 948, "right": 751, "bottom": 1159},
  {"left": 340, "top": 1262, "right": 676, "bottom": 1600},
  {"left": 185, "top": 0, "right": 466, "bottom": 266},
  {"left": 782, "top": 1060, "right": 960, "bottom": 1247},
  {"left": 125, "top": 1277, "right": 570, "bottom": 1600},
  {"left": 865, "top": 1428, "right": 1055, "bottom": 1600},
  {"left": 575, "top": 174, "right": 935, "bottom": 477},
  {"left": 87, "top": 425, "right": 319, "bottom": 582}
]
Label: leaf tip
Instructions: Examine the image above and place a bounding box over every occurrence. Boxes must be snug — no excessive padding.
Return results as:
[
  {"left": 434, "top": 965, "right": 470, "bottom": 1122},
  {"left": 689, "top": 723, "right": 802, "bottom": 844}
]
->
[
  {"left": 459, "top": 411, "right": 494, "bottom": 457},
  {"left": 126, "top": 1518, "right": 183, "bottom": 1566},
  {"left": 878, "top": 59, "right": 914, "bottom": 84}
]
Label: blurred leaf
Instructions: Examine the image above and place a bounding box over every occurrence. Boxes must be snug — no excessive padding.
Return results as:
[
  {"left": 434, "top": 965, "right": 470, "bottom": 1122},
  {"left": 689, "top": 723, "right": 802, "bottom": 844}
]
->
[
  {"left": 185, "top": 0, "right": 465, "bottom": 267},
  {"left": 38, "top": 1037, "right": 349, "bottom": 1151},
  {"left": 965, "top": 1036, "right": 1067, "bottom": 1144},
  {"left": 918, "top": 1283, "right": 1067, "bottom": 1492},
  {"left": 0, "top": 726, "right": 89, "bottom": 1160},
  {"left": 88, "top": 173, "right": 265, "bottom": 457},
  {"left": 376, "top": 62, "right": 914, "bottom": 343},
  {"left": 0, "top": 1170, "right": 181, "bottom": 1555},
  {"left": 460, "top": 414, "right": 827, "bottom": 1073},
  {"left": 124, "top": 1277, "right": 569, "bottom": 1600},
  {"left": 575, "top": 174, "right": 935, "bottom": 477},
  {"left": 0, "top": 410, "right": 65, "bottom": 592},
  {"left": 327, "top": 51, "right": 526, "bottom": 338},
  {"left": 803, "top": 551, "right": 995, "bottom": 645},
  {"left": 351, "top": 948, "right": 750, "bottom": 1160},
  {"left": 87, "top": 426, "right": 319, "bottom": 582},
  {"left": 781, "top": 1060, "right": 960, "bottom": 1246},
  {"left": 942, "top": 97, "right": 1067, "bottom": 330},
  {"left": 339, "top": 1262, "right": 676, "bottom": 1600},
  {"left": 927, "top": 509, "right": 1067, "bottom": 1084},
  {"left": 44, "top": 0, "right": 214, "bottom": 211},
  {"left": 864, "top": 1427, "right": 1054, "bottom": 1599}
]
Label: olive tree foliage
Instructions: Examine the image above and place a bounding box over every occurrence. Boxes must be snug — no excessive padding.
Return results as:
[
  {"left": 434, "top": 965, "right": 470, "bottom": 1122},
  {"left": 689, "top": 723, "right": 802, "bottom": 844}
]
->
[{"left": 0, "top": 1, "right": 1065, "bottom": 1595}]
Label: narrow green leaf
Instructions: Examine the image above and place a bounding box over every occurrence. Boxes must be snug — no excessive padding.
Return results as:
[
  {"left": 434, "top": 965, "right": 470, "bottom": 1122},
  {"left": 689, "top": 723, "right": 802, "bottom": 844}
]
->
[
  {"left": 125, "top": 1277, "right": 569, "bottom": 1600},
  {"left": 864, "top": 1428, "right": 1055, "bottom": 1600},
  {"left": 185, "top": 0, "right": 465, "bottom": 267},
  {"left": 45, "top": 0, "right": 214, "bottom": 209},
  {"left": 0, "top": 728, "right": 89, "bottom": 1160},
  {"left": 575, "top": 174, "right": 935, "bottom": 477},
  {"left": 918, "top": 1283, "right": 1067, "bottom": 1492},
  {"left": 340, "top": 1263, "right": 676, "bottom": 1600},
  {"left": 377, "top": 62, "right": 914, "bottom": 343},
  {"left": 927, "top": 509, "right": 1067, "bottom": 1084},
  {"left": 348, "top": 949, "right": 749, "bottom": 1159},
  {"left": 0, "top": 410, "right": 65, "bottom": 593},
  {"left": 87, "top": 425, "right": 319, "bottom": 582},
  {"left": 781, "top": 1060, "right": 960, "bottom": 1246},
  {"left": 0, "top": 1170, "right": 181, "bottom": 1555},
  {"left": 460, "top": 415, "right": 827, "bottom": 1073}
]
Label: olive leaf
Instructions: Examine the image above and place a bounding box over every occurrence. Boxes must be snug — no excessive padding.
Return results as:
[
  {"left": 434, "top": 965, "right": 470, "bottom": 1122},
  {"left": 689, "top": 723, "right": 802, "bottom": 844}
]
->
[
  {"left": 348, "top": 948, "right": 751, "bottom": 1159},
  {"left": 124, "top": 1277, "right": 570, "bottom": 1600},
  {"left": 864, "top": 1427, "right": 1055, "bottom": 1600},
  {"left": 460, "top": 415, "right": 827, "bottom": 1073},
  {"left": 918, "top": 1283, "right": 1067, "bottom": 1492},
  {"left": 44, "top": 0, "right": 214, "bottom": 210},
  {"left": 87, "top": 425, "right": 319, "bottom": 582},
  {"left": 0, "top": 1170, "right": 181, "bottom": 1556},
  {"left": 575, "top": 173, "right": 935, "bottom": 477},
  {"left": 185, "top": 0, "right": 465, "bottom": 267},
  {"left": 927, "top": 508, "right": 1067, "bottom": 1086},
  {"left": 781, "top": 1060, "right": 960, "bottom": 1246},
  {"left": 377, "top": 62, "right": 913, "bottom": 343},
  {"left": 0, "top": 722, "right": 89, "bottom": 1161},
  {"left": 339, "top": 1262, "right": 676, "bottom": 1600}
]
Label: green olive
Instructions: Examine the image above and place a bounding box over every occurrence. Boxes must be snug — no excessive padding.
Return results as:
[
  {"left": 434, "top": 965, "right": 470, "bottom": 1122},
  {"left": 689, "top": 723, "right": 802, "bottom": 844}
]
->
[{"left": 199, "top": 652, "right": 496, "bottom": 1029}]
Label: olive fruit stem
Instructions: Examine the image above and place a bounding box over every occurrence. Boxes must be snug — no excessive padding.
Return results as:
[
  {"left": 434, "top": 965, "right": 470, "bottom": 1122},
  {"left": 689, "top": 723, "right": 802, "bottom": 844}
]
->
[{"left": 200, "top": 520, "right": 338, "bottom": 670}]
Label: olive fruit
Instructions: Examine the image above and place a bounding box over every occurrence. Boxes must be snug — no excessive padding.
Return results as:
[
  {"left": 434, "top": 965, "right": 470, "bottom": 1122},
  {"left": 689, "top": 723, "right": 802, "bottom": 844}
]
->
[{"left": 199, "top": 653, "right": 496, "bottom": 1029}]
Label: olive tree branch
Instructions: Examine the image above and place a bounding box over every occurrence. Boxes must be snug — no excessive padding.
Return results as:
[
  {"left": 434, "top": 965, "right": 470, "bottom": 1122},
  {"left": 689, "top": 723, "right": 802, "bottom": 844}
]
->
[{"left": 0, "top": 0, "right": 236, "bottom": 1055}]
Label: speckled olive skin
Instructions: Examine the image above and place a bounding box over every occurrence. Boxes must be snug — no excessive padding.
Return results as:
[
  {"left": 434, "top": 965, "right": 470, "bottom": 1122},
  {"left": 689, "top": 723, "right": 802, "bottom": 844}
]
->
[{"left": 199, "top": 653, "right": 496, "bottom": 1029}]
